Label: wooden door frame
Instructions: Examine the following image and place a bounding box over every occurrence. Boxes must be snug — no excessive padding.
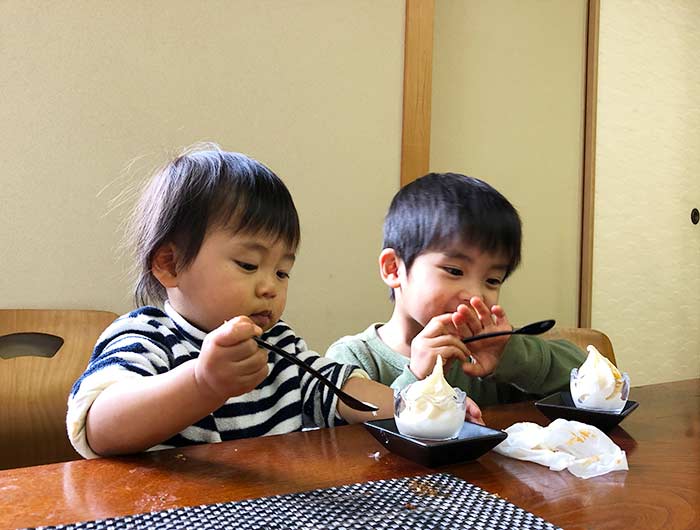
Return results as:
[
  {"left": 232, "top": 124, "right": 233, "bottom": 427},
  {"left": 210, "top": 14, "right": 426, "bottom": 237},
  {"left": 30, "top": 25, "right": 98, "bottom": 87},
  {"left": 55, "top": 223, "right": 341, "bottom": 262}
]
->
[
  {"left": 400, "top": 0, "right": 435, "bottom": 186},
  {"left": 400, "top": 0, "right": 599, "bottom": 327},
  {"left": 578, "top": 0, "right": 599, "bottom": 328}
]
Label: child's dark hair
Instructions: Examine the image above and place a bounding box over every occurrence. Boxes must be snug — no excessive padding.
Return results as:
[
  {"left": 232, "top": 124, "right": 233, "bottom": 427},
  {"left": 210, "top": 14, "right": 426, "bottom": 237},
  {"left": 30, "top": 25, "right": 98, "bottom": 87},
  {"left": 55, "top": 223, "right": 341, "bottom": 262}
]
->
[
  {"left": 383, "top": 172, "right": 521, "bottom": 281},
  {"left": 130, "top": 145, "right": 300, "bottom": 307}
]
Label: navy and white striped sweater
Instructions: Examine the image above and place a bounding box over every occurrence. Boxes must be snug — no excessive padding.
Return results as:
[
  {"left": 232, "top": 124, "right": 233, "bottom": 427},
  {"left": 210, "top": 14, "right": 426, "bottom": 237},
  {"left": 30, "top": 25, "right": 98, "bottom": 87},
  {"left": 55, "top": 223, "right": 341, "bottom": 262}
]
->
[{"left": 67, "top": 303, "right": 357, "bottom": 458}]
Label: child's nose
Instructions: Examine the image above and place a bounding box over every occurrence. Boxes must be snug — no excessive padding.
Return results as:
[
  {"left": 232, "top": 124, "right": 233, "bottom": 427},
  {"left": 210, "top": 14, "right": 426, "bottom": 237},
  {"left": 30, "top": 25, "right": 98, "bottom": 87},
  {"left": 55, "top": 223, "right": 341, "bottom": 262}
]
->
[
  {"left": 457, "top": 282, "right": 483, "bottom": 304},
  {"left": 256, "top": 275, "right": 278, "bottom": 299}
]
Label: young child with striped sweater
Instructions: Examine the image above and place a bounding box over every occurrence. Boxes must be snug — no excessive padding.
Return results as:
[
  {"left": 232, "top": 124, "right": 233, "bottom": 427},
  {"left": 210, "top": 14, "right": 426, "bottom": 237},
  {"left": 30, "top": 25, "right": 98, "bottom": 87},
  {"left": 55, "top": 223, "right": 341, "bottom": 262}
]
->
[{"left": 67, "top": 145, "right": 482, "bottom": 458}]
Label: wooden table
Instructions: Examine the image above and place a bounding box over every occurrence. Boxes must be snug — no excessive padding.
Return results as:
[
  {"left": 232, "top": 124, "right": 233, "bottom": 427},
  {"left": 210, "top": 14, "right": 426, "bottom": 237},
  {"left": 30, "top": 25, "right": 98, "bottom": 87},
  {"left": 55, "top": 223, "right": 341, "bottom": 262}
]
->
[{"left": 1, "top": 379, "right": 698, "bottom": 530}]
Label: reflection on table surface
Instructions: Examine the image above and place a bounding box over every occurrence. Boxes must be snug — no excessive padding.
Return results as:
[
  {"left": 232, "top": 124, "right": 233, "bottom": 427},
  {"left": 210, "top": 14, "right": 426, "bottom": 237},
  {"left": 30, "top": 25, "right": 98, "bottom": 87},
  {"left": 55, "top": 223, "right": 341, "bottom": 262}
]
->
[{"left": 1, "top": 379, "right": 698, "bottom": 530}]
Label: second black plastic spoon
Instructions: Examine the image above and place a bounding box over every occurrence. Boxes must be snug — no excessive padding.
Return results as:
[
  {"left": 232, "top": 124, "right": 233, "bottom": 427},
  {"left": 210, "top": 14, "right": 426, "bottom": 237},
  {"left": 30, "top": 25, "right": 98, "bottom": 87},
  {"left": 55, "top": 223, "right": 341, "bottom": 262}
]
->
[{"left": 462, "top": 319, "right": 556, "bottom": 344}]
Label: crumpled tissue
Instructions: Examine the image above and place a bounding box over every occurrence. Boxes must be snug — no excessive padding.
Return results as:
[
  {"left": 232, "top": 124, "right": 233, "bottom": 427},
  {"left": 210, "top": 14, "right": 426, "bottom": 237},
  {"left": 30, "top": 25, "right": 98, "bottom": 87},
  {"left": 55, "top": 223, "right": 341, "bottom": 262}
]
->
[{"left": 493, "top": 418, "right": 628, "bottom": 479}]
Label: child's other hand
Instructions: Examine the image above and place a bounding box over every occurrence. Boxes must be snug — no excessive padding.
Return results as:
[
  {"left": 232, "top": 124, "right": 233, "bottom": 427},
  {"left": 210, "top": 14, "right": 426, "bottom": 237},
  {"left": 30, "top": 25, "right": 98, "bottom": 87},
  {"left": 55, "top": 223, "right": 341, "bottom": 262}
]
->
[
  {"left": 195, "top": 316, "right": 269, "bottom": 402},
  {"left": 409, "top": 313, "right": 469, "bottom": 379},
  {"left": 453, "top": 297, "right": 512, "bottom": 378},
  {"left": 465, "top": 396, "right": 484, "bottom": 425}
]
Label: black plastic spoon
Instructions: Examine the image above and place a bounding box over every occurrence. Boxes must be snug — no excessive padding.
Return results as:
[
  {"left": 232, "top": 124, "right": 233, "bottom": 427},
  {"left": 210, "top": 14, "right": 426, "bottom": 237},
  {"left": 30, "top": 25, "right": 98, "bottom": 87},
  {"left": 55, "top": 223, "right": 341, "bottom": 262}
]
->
[
  {"left": 254, "top": 337, "right": 379, "bottom": 413},
  {"left": 462, "top": 319, "right": 556, "bottom": 344}
]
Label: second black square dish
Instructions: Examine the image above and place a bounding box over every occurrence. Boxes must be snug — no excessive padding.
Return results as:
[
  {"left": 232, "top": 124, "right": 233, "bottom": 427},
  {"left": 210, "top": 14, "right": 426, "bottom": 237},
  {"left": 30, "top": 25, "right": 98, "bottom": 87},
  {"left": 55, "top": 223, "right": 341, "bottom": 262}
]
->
[{"left": 535, "top": 390, "right": 639, "bottom": 432}]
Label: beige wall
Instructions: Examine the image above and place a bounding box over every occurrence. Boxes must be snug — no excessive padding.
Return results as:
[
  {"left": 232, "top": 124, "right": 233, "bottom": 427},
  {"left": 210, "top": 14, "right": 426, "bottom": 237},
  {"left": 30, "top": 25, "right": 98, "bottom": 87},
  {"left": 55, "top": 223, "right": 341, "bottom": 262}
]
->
[
  {"left": 594, "top": 1, "right": 700, "bottom": 384},
  {"left": 430, "top": 0, "right": 587, "bottom": 328},
  {"left": 0, "top": 1, "right": 403, "bottom": 352}
]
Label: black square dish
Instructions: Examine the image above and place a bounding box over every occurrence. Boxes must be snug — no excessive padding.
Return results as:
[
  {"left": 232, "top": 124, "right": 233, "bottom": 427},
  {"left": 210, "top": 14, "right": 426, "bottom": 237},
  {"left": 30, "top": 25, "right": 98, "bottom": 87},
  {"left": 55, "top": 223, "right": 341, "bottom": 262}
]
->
[
  {"left": 535, "top": 390, "right": 639, "bottom": 432},
  {"left": 363, "top": 419, "right": 507, "bottom": 467}
]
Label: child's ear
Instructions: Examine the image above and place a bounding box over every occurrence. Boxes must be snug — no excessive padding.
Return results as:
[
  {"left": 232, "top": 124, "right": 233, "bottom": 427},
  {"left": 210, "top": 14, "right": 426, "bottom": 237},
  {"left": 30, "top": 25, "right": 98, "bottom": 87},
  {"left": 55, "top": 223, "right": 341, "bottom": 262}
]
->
[
  {"left": 151, "top": 243, "right": 179, "bottom": 288},
  {"left": 379, "top": 248, "right": 402, "bottom": 289}
]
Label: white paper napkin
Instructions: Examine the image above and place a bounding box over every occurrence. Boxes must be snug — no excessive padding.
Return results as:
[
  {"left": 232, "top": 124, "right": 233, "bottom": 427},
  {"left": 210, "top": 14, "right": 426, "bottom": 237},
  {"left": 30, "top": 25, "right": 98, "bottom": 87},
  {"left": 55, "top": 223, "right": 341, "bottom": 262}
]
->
[{"left": 493, "top": 418, "right": 628, "bottom": 479}]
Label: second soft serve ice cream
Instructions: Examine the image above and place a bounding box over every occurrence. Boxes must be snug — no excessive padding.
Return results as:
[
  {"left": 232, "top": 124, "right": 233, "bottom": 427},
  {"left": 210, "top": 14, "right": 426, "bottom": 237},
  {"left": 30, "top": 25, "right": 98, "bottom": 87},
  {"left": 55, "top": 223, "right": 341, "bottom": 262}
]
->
[{"left": 570, "top": 345, "right": 629, "bottom": 413}]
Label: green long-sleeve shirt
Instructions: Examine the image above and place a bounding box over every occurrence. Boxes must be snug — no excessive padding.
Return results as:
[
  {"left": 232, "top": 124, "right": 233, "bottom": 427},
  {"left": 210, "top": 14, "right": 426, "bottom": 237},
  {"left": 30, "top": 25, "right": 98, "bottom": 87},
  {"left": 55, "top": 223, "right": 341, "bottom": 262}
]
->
[{"left": 326, "top": 324, "right": 586, "bottom": 406}]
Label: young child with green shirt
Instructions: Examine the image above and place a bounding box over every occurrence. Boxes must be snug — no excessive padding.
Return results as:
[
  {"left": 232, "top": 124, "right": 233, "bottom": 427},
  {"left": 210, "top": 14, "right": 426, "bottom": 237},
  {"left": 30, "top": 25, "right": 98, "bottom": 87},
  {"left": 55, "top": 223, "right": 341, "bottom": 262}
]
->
[{"left": 326, "top": 172, "right": 585, "bottom": 407}]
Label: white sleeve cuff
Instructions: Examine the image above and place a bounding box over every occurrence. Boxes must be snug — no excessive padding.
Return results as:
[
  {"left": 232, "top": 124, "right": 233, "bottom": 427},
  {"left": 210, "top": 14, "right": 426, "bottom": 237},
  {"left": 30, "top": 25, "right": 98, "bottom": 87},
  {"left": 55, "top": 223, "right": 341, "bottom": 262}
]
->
[
  {"left": 66, "top": 366, "right": 141, "bottom": 459},
  {"left": 346, "top": 368, "right": 370, "bottom": 380}
]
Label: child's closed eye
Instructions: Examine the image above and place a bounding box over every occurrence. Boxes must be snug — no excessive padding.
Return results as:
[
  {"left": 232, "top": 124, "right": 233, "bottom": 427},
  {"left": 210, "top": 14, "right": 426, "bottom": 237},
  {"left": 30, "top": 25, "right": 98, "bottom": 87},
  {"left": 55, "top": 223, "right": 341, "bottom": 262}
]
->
[
  {"left": 277, "top": 270, "right": 290, "bottom": 280},
  {"left": 486, "top": 277, "right": 503, "bottom": 287},
  {"left": 235, "top": 260, "right": 258, "bottom": 272}
]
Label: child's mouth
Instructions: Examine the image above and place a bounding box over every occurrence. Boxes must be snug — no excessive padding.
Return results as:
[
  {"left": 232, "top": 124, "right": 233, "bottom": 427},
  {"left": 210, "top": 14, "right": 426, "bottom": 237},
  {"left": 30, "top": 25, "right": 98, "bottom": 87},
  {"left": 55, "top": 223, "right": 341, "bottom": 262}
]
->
[{"left": 250, "top": 311, "right": 272, "bottom": 328}]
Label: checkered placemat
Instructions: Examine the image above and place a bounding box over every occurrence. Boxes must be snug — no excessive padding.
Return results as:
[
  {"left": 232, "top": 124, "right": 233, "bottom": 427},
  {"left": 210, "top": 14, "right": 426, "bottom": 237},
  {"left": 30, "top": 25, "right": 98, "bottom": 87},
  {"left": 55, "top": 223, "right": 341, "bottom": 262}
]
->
[{"left": 33, "top": 473, "right": 560, "bottom": 530}]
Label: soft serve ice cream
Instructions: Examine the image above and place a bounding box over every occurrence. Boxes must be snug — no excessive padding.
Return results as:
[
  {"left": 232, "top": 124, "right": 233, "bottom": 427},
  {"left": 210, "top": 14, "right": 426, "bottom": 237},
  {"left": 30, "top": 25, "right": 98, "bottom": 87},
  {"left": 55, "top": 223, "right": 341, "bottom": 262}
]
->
[
  {"left": 394, "top": 356, "right": 466, "bottom": 439},
  {"left": 570, "top": 345, "right": 629, "bottom": 413}
]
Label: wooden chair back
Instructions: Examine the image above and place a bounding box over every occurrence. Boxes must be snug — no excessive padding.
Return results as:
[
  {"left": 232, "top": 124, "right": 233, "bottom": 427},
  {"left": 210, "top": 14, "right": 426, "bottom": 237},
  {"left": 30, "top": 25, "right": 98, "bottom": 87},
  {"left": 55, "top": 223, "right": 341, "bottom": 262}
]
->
[
  {"left": 542, "top": 326, "right": 616, "bottom": 366},
  {"left": 0, "top": 309, "right": 117, "bottom": 469}
]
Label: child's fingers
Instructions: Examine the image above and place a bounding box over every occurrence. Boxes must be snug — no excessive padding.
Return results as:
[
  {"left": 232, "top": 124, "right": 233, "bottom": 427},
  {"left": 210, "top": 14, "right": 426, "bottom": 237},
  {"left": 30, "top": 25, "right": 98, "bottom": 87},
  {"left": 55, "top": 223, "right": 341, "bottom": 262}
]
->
[
  {"left": 429, "top": 344, "right": 469, "bottom": 365},
  {"left": 430, "top": 332, "right": 471, "bottom": 359},
  {"left": 465, "top": 397, "right": 484, "bottom": 425},
  {"left": 210, "top": 316, "right": 263, "bottom": 348},
  {"left": 235, "top": 361, "right": 270, "bottom": 388},
  {"left": 459, "top": 299, "right": 484, "bottom": 335},
  {"left": 490, "top": 305, "right": 509, "bottom": 325},
  {"left": 410, "top": 333, "right": 471, "bottom": 379},
  {"left": 216, "top": 362, "right": 269, "bottom": 397},
  {"left": 451, "top": 304, "right": 473, "bottom": 337},
  {"left": 196, "top": 337, "right": 270, "bottom": 399},
  {"left": 421, "top": 313, "right": 459, "bottom": 338},
  {"left": 234, "top": 347, "right": 270, "bottom": 376},
  {"left": 460, "top": 357, "right": 489, "bottom": 378},
  {"left": 469, "top": 296, "right": 495, "bottom": 327},
  {"left": 414, "top": 338, "right": 469, "bottom": 363}
]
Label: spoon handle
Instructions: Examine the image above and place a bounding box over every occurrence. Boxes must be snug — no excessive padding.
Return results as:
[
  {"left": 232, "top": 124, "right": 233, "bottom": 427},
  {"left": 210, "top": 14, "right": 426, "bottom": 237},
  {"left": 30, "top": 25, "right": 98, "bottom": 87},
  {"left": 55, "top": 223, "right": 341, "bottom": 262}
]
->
[
  {"left": 462, "top": 319, "right": 556, "bottom": 344},
  {"left": 253, "top": 337, "right": 378, "bottom": 413},
  {"left": 462, "top": 329, "right": 519, "bottom": 343}
]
